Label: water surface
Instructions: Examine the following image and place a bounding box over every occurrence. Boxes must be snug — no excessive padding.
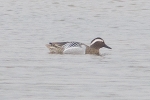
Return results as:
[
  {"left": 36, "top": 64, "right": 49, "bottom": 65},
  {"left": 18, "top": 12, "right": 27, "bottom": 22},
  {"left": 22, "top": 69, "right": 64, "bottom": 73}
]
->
[{"left": 0, "top": 0, "right": 150, "bottom": 100}]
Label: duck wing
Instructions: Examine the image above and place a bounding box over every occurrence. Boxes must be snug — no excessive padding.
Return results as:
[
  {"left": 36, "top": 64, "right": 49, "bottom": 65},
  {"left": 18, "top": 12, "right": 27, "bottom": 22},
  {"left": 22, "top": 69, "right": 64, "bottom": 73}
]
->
[
  {"left": 62, "top": 42, "right": 87, "bottom": 54},
  {"left": 49, "top": 42, "right": 69, "bottom": 47}
]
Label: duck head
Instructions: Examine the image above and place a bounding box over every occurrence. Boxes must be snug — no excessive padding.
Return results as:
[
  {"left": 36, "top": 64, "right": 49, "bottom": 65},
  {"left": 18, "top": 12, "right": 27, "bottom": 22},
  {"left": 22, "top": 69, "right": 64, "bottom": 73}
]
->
[{"left": 90, "top": 37, "right": 112, "bottom": 49}]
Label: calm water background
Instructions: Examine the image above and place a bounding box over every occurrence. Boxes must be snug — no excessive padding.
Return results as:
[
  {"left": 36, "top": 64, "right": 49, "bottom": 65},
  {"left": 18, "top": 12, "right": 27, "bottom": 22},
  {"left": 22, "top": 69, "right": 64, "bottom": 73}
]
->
[{"left": 0, "top": 0, "right": 150, "bottom": 100}]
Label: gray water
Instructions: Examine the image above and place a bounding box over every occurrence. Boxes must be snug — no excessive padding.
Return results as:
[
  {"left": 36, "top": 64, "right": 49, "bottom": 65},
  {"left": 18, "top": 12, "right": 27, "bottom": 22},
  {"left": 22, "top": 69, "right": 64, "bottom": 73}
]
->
[{"left": 0, "top": 0, "right": 150, "bottom": 100}]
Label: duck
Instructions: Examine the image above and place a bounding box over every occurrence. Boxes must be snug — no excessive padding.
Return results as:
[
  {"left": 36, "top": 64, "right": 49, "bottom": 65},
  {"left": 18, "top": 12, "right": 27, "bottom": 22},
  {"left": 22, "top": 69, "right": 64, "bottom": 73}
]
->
[{"left": 46, "top": 37, "right": 112, "bottom": 55}]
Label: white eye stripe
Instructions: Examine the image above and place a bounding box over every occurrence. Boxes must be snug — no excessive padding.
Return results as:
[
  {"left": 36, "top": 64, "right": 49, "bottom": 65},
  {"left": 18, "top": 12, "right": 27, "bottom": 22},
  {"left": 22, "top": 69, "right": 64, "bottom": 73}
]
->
[{"left": 90, "top": 39, "right": 104, "bottom": 45}]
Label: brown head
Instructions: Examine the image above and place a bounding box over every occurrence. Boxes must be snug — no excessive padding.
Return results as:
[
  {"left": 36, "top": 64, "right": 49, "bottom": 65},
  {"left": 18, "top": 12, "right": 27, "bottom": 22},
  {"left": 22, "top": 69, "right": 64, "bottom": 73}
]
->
[{"left": 90, "top": 37, "right": 112, "bottom": 49}]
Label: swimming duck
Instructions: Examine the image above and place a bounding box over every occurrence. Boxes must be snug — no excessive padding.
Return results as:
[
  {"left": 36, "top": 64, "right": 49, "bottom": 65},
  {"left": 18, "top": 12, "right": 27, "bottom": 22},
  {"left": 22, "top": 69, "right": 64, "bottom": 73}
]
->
[{"left": 46, "top": 37, "right": 111, "bottom": 55}]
